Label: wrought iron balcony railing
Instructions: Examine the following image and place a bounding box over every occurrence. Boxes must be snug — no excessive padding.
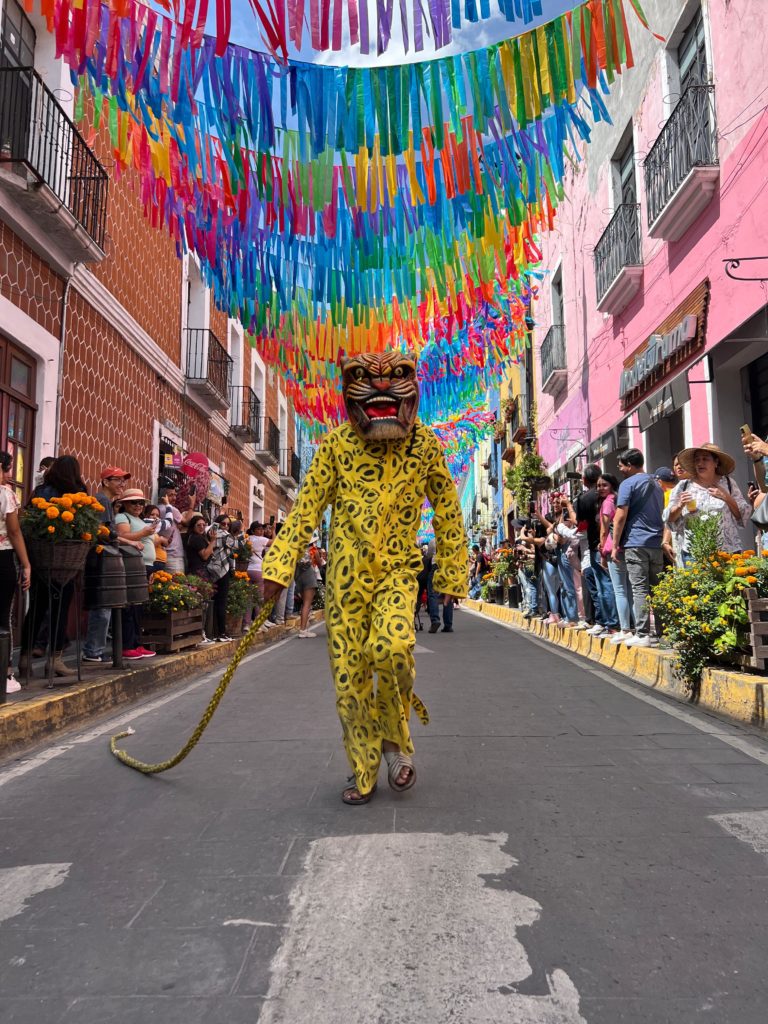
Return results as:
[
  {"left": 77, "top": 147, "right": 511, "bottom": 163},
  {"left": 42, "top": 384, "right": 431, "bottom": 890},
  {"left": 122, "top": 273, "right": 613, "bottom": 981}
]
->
[
  {"left": 0, "top": 66, "right": 108, "bottom": 248},
  {"left": 594, "top": 204, "right": 642, "bottom": 306},
  {"left": 257, "top": 417, "right": 280, "bottom": 463},
  {"left": 644, "top": 85, "right": 718, "bottom": 231},
  {"left": 186, "top": 329, "right": 233, "bottom": 406},
  {"left": 291, "top": 450, "right": 301, "bottom": 484},
  {"left": 540, "top": 325, "right": 567, "bottom": 394},
  {"left": 229, "top": 386, "right": 260, "bottom": 442}
]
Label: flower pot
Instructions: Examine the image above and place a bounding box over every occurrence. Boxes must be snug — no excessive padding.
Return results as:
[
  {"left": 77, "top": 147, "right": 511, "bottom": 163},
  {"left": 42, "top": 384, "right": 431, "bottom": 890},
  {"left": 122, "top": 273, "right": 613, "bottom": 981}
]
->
[
  {"left": 27, "top": 538, "right": 91, "bottom": 585},
  {"left": 142, "top": 608, "right": 204, "bottom": 653},
  {"left": 507, "top": 584, "right": 521, "bottom": 608},
  {"left": 530, "top": 476, "right": 552, "bottom": 493},
  {"left": 226, "top": 612, "right": 244, "bottom": 637}
]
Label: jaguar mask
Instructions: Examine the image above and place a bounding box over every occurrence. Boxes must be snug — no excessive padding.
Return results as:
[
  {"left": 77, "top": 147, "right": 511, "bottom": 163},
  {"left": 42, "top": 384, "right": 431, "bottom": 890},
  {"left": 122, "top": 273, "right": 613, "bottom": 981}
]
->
[{"left": 341, "top": 351, "right": 420, "bottom": 442}]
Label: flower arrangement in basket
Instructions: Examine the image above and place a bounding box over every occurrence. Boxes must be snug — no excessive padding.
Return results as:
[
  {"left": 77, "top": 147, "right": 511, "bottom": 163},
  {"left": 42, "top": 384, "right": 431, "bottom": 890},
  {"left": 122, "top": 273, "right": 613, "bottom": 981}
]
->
[
  {"left": 226, "top": 570, "right": 261, "bottom": 616},
  {"left": 146, "top": 571, "right": 206, "bottom": 615},
  {"left": 22, "top": 492, "right": 107, "bottom": 582},
  {"left": 23, "top": 493, "right": 105, "bottom": 541}
]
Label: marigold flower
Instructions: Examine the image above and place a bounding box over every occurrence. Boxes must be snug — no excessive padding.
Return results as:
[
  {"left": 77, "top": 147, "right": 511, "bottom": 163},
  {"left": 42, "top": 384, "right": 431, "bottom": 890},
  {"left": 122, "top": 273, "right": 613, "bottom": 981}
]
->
[
  {"left": 46, "top": 506, "right": 59, "bottom": 519},
  {"left": 734, "top": 567, "right": 748, "bottom": 576},
  {"left": 97, "top": 526, "right": 110, "bottom": 537},
  {"left": 47, "top": 525, "right": 56, "bottom": 533},
  {"left": 60, "top": 511, "right": 74, "bottom": 523},
  {"left": 95, "top": 544, "right": 104, "bottom": 554},
  {"left": 92, "top": 502, "right": 104, "bottom": 512},
  {"left": 81, "top": 532, "right": 92, "bottom": 541},
  {"left": 747, "top": 576, "right": 758, "bottom": 585}
]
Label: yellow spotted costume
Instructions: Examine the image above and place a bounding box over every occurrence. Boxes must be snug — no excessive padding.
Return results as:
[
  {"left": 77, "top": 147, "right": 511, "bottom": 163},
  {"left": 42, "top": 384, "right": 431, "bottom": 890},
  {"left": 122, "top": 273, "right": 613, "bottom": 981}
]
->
[{"left": 262, "top": 420, "right": 467, "bottom": 796}]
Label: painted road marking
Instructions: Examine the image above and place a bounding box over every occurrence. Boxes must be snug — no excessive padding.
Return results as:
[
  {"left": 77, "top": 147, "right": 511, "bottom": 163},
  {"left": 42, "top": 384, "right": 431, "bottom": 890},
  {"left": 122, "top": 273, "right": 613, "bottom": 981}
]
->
[
  {"left": 462, "top": 607, "right": 768, "bottom": 769},
  {"left": 258, "top": 832, "right": 586, "bottom": 1024},
  {"left": 711, "top": 810, "right": 768, "bottom": 856},
  {"left": 0, "top": 864, "right": 70, "bottom": 925},
  {"left": 0, "top": 638, "right": 293, "bottom": 789},
  {"left": 414, "top": 643, "right": 434, "bottom": 654}
]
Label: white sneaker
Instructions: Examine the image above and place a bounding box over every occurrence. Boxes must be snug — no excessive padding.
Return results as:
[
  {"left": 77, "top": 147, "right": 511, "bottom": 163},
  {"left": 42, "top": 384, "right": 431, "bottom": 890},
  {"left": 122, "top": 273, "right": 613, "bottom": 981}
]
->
[
  {"left": 573, "top": 621, "right": 590, "bottom": 631},
  {"left": 5, "top": 674, "right": 21, "bottom": 693},
  {"left": 625, "top": 634, "right": 652, "bottom": 648},
  {"left": 609, "top": 631, "right": 632, "bottom": 645},
  {"left": 298, "top": 629, "right": 316, "bottom": 638},
  {"left": 587, "top": 623, "right": 604, "bottom": 635},
  {"left": 199, "top": 636, "right": 215, "bottom": 646}
]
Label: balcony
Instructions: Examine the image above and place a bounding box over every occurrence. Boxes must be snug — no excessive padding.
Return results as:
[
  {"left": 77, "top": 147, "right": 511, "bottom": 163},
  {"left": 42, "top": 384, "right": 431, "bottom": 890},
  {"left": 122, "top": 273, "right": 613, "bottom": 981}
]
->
[
  {"left": 508, "top": 397, "right": 527, "bottom": 445},
  {"left": 540, "top": 325, "right": 568, "bottom": 397},
  {"left": 279, "top": 449, "right": 301, "bottom": 489},
  {"left": 645, "top": 85, "right": 719, "bottom": 242},
  {"left": 185, "top": 329, "right": 232, "bottom": 411},
  {"left": 0, "top": 67, "right": 108, "bottom": 262},
  {"left": 229, "top": 386, "right": 260, "bottom": 448},
  {"left": 594, "top": 204, "right": 643, "bottom": 316},
  {"left": 254, "top": 417, "right": 280, "bottom": 469}
]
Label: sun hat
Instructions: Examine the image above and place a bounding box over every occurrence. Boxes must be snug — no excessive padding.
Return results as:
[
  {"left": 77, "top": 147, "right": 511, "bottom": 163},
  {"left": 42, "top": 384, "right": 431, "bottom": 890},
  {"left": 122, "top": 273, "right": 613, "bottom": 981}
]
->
[
  {"left": 653, "top": 466, "right": 676, "bottom": 483},
  {"left": 121, "top": 488, "right": 146, "bottom": 503},
  {"left": 101, "top": 466, "right": 131, "bottom": 481},
  {"left": 677, "top": 443, "right": 736, "bottom": 478}
]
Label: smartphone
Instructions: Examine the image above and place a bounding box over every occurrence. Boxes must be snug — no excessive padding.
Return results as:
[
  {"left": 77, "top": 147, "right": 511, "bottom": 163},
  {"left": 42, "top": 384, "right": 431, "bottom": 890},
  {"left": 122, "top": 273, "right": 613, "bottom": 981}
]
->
[{"left": 741, "top": 424, "right": 753, "bottom": 441}]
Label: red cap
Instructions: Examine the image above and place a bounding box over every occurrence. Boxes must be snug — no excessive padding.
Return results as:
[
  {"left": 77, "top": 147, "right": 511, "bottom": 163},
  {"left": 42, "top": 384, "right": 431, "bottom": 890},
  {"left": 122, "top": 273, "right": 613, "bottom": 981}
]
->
[{"left": 100, "top": 466, "right": 131, "bottom": 481}]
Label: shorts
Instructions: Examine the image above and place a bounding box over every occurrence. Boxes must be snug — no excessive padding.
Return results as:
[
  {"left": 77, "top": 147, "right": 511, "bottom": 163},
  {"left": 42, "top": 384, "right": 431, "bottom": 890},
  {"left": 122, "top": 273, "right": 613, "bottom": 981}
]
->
[{"left": 295, "top": 565, "right": 318, "bottom": 592}]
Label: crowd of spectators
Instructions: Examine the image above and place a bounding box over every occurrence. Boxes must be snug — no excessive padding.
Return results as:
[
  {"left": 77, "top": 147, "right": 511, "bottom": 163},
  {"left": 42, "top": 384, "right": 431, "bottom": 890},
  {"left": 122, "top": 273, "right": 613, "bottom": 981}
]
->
[
  {"left": 0, "top": 456, "right": 327, "bottom": 690},
  {"left": 479, "top": 439, "right": 762, "bottom": 649}
]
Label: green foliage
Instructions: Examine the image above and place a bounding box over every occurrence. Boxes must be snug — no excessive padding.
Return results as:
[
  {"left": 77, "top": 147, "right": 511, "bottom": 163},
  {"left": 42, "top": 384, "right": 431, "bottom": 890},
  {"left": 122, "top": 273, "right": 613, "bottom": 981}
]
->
[
  {"left": 652, "top": 514, "right": 765, "bottom": 690},
  {"left": 146, "top": 571, "right": 205, "bottom": 615},
  {"left": 312, "top": 582, "right": 326, "bottom": 610},
  {"left": 226, "top": 573, "right": 261, "bottom": 615},
  {"left": 504, "top": 451, "right": 546, "bottom": 512}
]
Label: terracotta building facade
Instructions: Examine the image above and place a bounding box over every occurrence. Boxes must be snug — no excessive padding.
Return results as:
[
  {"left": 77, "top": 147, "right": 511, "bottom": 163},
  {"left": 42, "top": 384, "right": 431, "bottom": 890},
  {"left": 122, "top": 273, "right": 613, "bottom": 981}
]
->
[{"left": 0, "top": 0, "right": 299, "bottom": 524}]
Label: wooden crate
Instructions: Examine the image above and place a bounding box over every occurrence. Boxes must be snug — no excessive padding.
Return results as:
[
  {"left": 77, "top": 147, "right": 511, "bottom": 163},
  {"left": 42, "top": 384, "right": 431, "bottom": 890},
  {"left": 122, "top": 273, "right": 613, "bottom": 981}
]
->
[
  {"left": 744, "top": 589, "right": 768, "bottom": 672},
  {"left": 142, "top": 608, "right": 204, "bottom": 653}
]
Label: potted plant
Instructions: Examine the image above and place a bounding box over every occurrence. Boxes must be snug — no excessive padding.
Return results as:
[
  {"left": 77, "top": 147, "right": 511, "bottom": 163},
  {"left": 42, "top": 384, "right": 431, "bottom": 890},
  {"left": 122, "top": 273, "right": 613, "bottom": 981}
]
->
[
  {"left": 22, "top": 493, "right": 106, "bottom": 583},
  {"left": 505, "top": 451, "right": 548, "bottom": 515},
  {"left": 226, "top": 571, "right": 261, "bottom": 635},
  {"left": 651, "top": 514, "right": 768, "bottom": 691}
]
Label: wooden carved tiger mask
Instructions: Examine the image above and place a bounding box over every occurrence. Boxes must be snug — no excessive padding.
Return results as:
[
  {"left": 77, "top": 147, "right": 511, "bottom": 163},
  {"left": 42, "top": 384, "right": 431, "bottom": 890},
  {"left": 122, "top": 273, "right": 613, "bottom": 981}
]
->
[{"left": 341, "top": 351, "right": 419, "bottom": 441}]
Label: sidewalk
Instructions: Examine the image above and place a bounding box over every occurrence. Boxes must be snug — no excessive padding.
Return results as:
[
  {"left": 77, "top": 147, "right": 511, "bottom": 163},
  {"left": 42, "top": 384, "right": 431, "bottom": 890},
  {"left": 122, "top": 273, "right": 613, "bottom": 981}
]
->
[
  {"left": 0, "top": 612, "right": 325, "bottom": 759},
  {"left": 465, "top": 599, "right": 768, "bottom": 733}
]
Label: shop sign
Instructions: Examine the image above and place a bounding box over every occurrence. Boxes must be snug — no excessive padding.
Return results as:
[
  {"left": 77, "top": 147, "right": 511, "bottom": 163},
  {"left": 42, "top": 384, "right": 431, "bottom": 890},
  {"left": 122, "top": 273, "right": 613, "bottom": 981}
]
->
[
  {"left": 163, "top": 453, "right": 183, "bottom": 468},
  {"left": 587, "top": 425, "right": 630, "bottom": 463},
  {"left": 637, "top": 373, "right": 691, "bottom": 432},
  {"left": 620, "top": 316, "right": 698, "bottom": 399}
]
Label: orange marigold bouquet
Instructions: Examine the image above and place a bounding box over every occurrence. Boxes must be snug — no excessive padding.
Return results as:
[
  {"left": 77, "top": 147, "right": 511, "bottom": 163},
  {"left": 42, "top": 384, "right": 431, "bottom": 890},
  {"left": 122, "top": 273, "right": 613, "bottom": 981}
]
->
[
  {"left": 22, "top": 493, "right": 105, "bottom": 544},
  {"left": 146, "top": 571, "right": 206, "bottom": 615}
]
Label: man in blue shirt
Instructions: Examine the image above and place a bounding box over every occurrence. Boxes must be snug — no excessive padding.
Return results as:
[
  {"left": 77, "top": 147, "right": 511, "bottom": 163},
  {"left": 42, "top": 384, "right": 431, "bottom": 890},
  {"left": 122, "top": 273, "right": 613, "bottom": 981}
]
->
[{"left": 612, "top": 448, "right": 664, "bottom": 648}]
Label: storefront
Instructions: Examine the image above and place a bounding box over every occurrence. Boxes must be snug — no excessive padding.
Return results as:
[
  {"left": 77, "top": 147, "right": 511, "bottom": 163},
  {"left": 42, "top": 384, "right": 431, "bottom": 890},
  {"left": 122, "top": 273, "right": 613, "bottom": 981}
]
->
[
  {"left": 587, "top": 424, "right": 630, "bottom": 477},
  {"left": 619, "top": 280, "right": 710, "bottom": 470}
]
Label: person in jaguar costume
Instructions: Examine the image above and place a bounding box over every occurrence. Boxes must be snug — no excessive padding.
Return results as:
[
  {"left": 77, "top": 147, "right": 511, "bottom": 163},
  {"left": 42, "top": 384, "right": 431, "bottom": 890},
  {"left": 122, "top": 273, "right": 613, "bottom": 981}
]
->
[{"left": 262, "top": 351, "right": 467, "bottom": 804}]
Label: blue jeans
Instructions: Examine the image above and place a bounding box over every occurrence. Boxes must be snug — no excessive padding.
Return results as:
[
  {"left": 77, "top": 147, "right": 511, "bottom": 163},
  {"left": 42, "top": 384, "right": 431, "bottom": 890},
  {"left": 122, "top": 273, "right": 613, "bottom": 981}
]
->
[
  {"left": 540, "top": 558, "right": 561, "bottom": 615},
  {"left": 427, "top": 571, "right": 453, "bottom": 629},
  {"left": 84, "top": 606, "right": 111, "bottom": 659},
  {"left": 590, "top": 552, "right": 619, "bottom": 629},
  {"left": 518, "top": 568, "right": 538, "bottom": 614},
  {"left": 555, "top": 549, "right": 578, "bottom": 622},
  {"left": 607, "top": 555, "right": 634, "bottom": 632},
  {"left": 582, "top": 560, "right": 599, "bottom": 623}
]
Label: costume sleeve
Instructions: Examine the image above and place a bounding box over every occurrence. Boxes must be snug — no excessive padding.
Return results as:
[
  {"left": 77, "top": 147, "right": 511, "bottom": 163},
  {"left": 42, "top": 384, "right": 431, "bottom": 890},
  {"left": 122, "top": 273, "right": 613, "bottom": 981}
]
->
[
  {"left": 262, "top": 436, "right": 338, "bottom": 587},
  {"left": 424, "top": 429, "right": 468, "bottom": 598}
]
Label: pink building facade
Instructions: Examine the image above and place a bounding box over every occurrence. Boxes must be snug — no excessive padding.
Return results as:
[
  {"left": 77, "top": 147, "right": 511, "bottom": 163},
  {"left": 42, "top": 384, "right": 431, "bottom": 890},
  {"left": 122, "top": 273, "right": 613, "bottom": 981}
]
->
[{"left": 533, "top": 0, "right": 768, "bottom": 497}]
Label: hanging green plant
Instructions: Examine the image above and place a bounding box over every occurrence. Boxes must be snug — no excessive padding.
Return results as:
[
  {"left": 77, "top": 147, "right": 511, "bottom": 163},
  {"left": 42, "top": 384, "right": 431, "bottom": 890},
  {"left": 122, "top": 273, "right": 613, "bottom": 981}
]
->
[{"left": 504, "top": 451, "right": 547, "bottom": 512}]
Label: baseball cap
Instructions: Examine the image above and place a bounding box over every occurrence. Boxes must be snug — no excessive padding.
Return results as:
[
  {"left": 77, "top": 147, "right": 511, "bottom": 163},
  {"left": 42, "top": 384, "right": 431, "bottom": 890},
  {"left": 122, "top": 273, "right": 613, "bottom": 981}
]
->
[
  {"left": 101, "top": 466, "right": 131, "bottom": 481},
  {"left": 654, "top": 466, "right": 675, "bottom": 483}
]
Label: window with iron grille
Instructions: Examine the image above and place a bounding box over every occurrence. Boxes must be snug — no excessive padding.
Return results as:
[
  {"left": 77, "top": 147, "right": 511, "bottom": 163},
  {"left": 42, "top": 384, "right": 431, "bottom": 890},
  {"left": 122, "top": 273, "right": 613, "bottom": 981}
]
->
[
  {"left": 0, "top": 0, "right": 35, "bottom": 69},
  {"left": 616, "top": 134, "right": 636, "bottom": 207},
  {"left": 678, "top": 6, "right": 707, "bottom": 96}
]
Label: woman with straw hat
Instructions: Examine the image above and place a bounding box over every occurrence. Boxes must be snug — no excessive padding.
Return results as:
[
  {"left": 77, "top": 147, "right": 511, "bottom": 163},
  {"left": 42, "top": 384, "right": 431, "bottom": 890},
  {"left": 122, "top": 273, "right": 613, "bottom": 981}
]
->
[{"left": 664, "top": 443, "right": 752, "bottom": 559}]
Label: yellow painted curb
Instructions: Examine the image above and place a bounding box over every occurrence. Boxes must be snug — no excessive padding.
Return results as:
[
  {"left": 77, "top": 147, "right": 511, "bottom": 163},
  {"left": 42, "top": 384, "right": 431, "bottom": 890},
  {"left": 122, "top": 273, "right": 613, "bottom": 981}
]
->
[
  {"left": 0, "top": 611, "right": 325, "bottom": 759},
  {"left": 465, "top": 600, "right": 768, "bottom": 732}
]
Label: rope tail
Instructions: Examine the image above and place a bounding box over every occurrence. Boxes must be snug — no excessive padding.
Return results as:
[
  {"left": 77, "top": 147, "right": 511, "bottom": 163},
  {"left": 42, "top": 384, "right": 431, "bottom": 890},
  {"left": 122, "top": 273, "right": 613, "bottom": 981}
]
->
[{"left": 109, "top": 599, "right": 277, "bottom": 774}]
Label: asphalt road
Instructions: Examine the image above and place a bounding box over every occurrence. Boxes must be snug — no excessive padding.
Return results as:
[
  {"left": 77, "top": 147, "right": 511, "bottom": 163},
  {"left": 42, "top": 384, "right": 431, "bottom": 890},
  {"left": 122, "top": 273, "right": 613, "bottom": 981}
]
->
[{"left": 2, "top": 609, "right": 768, "bottom": 1023}]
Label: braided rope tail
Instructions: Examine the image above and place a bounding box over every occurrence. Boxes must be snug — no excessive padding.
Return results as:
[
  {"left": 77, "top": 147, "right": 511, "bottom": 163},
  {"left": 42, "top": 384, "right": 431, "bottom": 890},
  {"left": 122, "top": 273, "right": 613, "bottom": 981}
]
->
[{"left": 109, "top": 599, "right": 276, "bottom": 774}]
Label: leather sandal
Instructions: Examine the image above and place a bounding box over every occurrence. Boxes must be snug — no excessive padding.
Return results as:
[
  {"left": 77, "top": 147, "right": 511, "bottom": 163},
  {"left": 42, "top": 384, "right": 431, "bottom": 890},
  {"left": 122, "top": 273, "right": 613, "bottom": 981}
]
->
[
  {"left": 383, "top": 750, "right": 416, "bottom": 792},
  {"left": 341, "top": 776, "right": 377, "bottom": 805}
]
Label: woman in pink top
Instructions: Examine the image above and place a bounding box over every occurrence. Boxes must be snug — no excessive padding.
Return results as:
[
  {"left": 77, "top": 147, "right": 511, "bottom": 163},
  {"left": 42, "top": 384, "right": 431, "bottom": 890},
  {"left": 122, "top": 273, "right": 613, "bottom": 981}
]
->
[{"left": 598, "top": 473, "right": 633, "bottom": 641}]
